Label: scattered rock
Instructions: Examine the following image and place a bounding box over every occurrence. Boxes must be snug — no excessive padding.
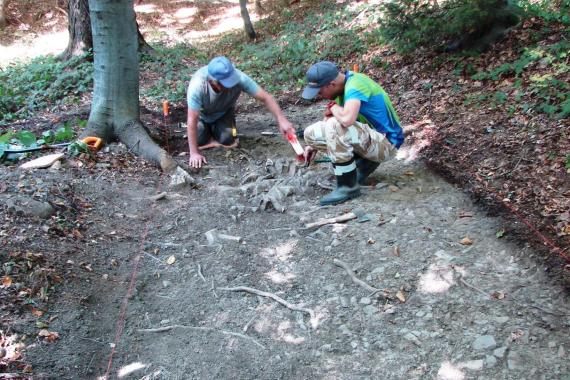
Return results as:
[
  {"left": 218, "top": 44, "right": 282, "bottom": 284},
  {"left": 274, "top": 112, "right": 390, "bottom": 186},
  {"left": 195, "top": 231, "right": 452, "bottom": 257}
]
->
[
  {"left": 493, "top": 346, "right": 507, "bottom": 358},
  {"left": 460, "top": 359, "right": 484, "bottom": 371},
  {"left": 359, "top": 297, "right": 371, "bottom": 305},
  {"left": 473, "top": 335, "right": 496, "bottom": 350},
  {"left": 485, "top": 355, "right": 497, "bottom": 368}
]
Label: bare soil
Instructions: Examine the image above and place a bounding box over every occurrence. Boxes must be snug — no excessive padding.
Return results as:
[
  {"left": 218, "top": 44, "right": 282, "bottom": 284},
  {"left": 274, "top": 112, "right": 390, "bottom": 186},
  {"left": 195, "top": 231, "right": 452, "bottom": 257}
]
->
[
  {"left": 0, "top": 0, "right": 569, "bottom": 378},
  {"left": 1, "top": 104, "right": 569, "bottom": 379}
]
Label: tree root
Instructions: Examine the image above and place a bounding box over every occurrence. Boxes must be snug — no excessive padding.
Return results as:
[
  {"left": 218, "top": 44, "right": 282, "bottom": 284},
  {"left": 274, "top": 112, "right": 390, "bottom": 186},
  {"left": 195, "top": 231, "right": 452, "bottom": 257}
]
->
[
  {"left": 333, "top": 259, "right": 390, "bottom": 298},
  {"left": 219, "top": 286, "right": 318, "bottom": 328}
]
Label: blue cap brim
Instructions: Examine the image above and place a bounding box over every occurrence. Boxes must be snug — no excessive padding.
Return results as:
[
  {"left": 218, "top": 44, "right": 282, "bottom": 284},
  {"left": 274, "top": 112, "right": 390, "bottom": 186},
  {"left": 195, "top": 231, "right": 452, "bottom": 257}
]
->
[
  {"left": 219, "top": 70, "right": 240, "bottom": 88},
  {"left": 302, "top": 86, "right": 320, "bottom": 100}
]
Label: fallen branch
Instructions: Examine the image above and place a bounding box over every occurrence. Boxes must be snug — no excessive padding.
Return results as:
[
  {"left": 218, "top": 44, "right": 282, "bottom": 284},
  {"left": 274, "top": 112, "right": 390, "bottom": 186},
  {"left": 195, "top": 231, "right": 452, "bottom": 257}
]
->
[
  {"left": 138, "top": 325, "right": 265, "bottom": 349},
  {"left": 219, "top": 286, "right": 316, "bottom": 322},
  {"left": 333, "top": 259, "right": 387, "bottom": 297}
]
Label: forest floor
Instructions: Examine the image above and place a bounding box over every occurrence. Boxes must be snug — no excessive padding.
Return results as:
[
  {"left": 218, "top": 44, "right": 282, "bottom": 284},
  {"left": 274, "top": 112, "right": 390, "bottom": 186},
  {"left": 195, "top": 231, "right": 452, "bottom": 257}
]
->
[{"left": 0, "top": 0, "right": 568, "bottom": 379}]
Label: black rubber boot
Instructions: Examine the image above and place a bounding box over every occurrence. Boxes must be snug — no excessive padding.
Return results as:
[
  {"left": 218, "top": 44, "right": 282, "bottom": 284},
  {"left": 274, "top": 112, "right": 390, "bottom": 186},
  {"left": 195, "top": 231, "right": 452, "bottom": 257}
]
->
[
  {"left": 320, "top": 160, "right": 361, "bottom": 205},
  {"left": 356, "top": 157, "right": 380, "bottom": 185}
]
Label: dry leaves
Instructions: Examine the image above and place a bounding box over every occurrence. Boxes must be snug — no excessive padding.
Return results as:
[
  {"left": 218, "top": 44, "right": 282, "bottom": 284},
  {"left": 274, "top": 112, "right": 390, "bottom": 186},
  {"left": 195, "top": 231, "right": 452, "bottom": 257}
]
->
[
  {"left": 459, "top": 237, "right": 473, "bottom": 245},
  {"left": 396, "top": 290, "right": 406, "bottom": 303},
  {"left": 38, "top": 329, "right": 59, "bottom": 342}
]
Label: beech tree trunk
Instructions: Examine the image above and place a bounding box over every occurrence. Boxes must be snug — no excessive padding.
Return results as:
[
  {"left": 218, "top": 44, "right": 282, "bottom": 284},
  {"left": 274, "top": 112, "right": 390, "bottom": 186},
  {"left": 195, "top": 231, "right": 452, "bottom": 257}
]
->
[
  {"left": 61, "top": 0, "right": 92, "bottom": 60},
  {"left": 0, "top": 0, "right": 10, "bottom": 29},
  {"left": 62, "top": 0, "right": 151, "bottom": 60},
  {"left": 83, "top": 0, "right": 175, "bottom": 171},
  {"left": 239, "top": 0, "right": 256, "bottom": 40}
]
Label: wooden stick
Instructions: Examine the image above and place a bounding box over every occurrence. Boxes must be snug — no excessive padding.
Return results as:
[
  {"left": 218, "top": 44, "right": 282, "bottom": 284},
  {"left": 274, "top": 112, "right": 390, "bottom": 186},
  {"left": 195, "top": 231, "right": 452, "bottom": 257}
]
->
[
  {"left": 333, "top": 259, "right": 383, "bottom": 294},
  {"left": 197, "top": 264, "right": 206, "bottom": 282},
  {"left": 138, "top": 325, "right": 265, "bottom": 349},
  {"left": 219, "top": 286, "right": 316, "bottom": 321},
  {"left": 305, "top": 212, "right": 356, "bottom": 229}
]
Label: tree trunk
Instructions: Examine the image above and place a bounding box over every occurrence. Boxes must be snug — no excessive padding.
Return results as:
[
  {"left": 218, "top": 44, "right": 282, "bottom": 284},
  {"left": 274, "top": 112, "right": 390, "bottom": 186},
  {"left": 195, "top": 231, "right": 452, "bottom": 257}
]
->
[
  {"left": 84, "top": 0, "right": 175, "bottom": 172},
  {"left": 61, "top": 0, "right": 92, "bottom": 60},
  {"left": 0, "top": 0, "right": 10, "bottom": 29},
  {"left": 239, "top": 0, "right": 256, "bottom": 40}
]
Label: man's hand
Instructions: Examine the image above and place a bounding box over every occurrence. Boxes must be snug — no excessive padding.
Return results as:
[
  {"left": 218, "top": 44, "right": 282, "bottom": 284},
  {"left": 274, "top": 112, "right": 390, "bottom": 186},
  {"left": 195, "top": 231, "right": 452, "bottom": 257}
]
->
[
  {"left": 303, "top": 146, "right": 317, "bottom": 164},
  {"left": 189, "top": 152, "right": 207, "bottom": 169},
  {"left": 324, "top": 100, "right": 337, "bottom": 118},
  {"left": 278, "top": 118, "right": 296, "bottom": 138}
]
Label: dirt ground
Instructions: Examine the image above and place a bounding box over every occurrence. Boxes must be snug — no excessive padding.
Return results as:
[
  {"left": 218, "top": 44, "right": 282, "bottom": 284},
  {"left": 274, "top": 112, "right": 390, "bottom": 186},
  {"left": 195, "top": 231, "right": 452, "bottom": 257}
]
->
[
  {"left": 1, "top": 0, "right": 569, "bottom": 378},
  {"left": 1, "top": 104, "right": 568, "bottom": 379}
]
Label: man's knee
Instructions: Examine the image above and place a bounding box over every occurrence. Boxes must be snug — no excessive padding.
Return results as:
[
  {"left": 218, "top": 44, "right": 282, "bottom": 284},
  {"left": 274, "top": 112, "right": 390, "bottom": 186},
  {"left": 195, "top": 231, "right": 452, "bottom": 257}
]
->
[{"left": 217, "top": 129, "right": 236, "bottom": 146}]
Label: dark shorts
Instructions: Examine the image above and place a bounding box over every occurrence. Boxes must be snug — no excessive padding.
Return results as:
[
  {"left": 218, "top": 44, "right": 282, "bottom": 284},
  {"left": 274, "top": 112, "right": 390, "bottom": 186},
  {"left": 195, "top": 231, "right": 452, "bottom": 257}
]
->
[{"left": 197, "top": 109, "right": 236, "bottom": 146}]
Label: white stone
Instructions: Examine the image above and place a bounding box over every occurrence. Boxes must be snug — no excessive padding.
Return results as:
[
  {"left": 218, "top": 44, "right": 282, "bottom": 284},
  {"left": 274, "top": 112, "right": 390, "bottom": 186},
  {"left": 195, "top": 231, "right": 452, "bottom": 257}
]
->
[{"left": 473, "top": 335, "right": 496, "bottom": 350}]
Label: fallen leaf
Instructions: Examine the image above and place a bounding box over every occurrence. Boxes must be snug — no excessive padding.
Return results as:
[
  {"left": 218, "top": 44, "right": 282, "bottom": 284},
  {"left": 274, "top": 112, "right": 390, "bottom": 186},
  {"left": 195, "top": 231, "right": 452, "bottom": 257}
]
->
[
  {"left": 459, "top": 237, "right": 473, "bottom": 245},
  {"left": 458, "top": 211, "right": 474, "bottom": 218},
  {"left": 2, "top": 276, "right": 12, "bottom": 287},
  {"left": 396, "top": 290, "right": 406, "bottom": 303},
  {"left": 166, "top": 255, "right": 176, "bottom": 265},
  {"left": 393, "top": 246, "right": 401, "bottom": 256},
  {"left": 496, "top": 229, "right": 505, "bottom": 238},
  {"left": 38, "top": 329, "right": 59, "bottom": 342},
  {"left": 30, "top": 308, "right": 44, "bottom": 317},
  {"left": 404, "top": 170, "right": 415, "bottom": 176},
  {"left": 388, "top": 185, "right": 399, "bottom": 192},
  {"left": 367, "top": 238, "right": 376, "bottom": 245},
  {"left": 491, "top": 291, "right": 505, "bottom": 300}
]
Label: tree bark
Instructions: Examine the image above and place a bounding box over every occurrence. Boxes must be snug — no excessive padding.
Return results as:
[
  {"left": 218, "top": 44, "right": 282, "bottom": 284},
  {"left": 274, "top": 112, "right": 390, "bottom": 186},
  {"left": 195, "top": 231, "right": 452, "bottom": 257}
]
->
[
  {"left": 61, "top": 0, "right": 92, "bottom": 60},
  {"left": 239, "top": 0, "right": 256, "bottom": 40},
  {"left": 0, "top": 0, "right": 10, "bottom": 29},
  {"left": 84, "top": 0, "right": 175, "bottom": 172}
]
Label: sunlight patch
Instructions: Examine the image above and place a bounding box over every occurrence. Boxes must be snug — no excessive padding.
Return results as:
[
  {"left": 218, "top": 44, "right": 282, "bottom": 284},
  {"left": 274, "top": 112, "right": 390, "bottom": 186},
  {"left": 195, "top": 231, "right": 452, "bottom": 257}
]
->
[
  {"left": 265, "top": 269, "right": 296, "bottom": 284},
  {"left": 134, "top": 4, "right": 157, "bottom": 13},
  {"left": 118, "top": 362, "right": 148, "bottom": 378},
  {"left": 437, "top": 361, "right": 465, "bottom": 380},
  {"left": 260, "top": 239, "right": 298, "bottom": 261},
  {"left": 418, "top": 264, "right": 454, "bottom": 293}
]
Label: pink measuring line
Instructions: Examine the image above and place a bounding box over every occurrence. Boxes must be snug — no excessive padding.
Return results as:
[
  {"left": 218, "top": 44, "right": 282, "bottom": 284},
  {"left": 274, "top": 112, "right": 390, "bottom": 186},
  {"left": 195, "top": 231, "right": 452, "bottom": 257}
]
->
[{"left": 104, "top": 108, "right": 173, "bottom": 377}]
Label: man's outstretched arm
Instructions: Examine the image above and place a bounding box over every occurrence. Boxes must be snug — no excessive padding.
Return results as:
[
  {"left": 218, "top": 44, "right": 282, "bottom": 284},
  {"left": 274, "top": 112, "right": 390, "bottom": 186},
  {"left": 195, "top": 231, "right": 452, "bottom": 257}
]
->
[{"left": 253, "top": 88, "right": 296, "bottom": 136}]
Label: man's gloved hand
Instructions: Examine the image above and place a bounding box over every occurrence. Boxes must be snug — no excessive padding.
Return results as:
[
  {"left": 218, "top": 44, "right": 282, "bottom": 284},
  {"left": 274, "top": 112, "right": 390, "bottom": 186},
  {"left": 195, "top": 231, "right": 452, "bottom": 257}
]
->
[{"left": 324, "top": 100, "right": 338, "bottom": 118}]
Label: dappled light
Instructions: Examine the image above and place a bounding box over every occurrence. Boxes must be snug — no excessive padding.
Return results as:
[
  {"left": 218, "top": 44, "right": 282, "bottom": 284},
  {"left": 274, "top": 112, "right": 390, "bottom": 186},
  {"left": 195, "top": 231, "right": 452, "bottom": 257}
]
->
[
  {"left": 437, "top": 361, "right": 465, "bottom": 380},
  {"left": 276, "top": 321, "right": 305, "bottom": 345},
  {"left": 418, "top": 263, "right": 454, "bottom": 294},
  {"left": 260, "top": 239, "right": 298, "bottom": 262},
  {"left": 0, "top": 30, "right": 67, "bottom": 66},
  {"left": 396, "top": 119, "right": 436, "bottom": 163},
  {"left": 117, "top": 362, "right": 148, "bottom": 378},
  {"left": 265, "top": 268, "right": 296, "bottom": 284}
]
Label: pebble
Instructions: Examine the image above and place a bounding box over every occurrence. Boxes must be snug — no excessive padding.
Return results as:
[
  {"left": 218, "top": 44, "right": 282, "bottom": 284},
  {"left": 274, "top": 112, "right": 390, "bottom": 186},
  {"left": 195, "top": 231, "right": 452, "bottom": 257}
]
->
[
  {"left": 548, "top": 341, "right": 557, "bottom": 348},
  {"left": 473, "top": 335, "right": 497, "bottom": 350},
  {"left": 494, "top": 316, "right": 509, "bottom": 324},
  {"left": 339, "top": 324, "right": 352, "bottom": 336},
  {"left": 403, "top": 332, "right": 422, "bottom": 346},
  {"left": 558, "top": 345, "right": 565, "bottom": 358},
  {"left": 340, "top": 296, "right": 349, "bottom": 308},
  {"left": 359, "top": 297, "right": 372, "bottom": 305},
  {"left": 485, "top": 355, "right": 497, "bottom": 368},
  {"left": 363, "top": 305, "right": 377, "bottom": 316},
  {"left": 331, "top": 239, "right": 341, "bottom": 247},
  {"left": 461, "top": 359, "right": 484, "bottom": 371},
  {"left": 493, "top": 346, "right": 507, "bottom": 358}
]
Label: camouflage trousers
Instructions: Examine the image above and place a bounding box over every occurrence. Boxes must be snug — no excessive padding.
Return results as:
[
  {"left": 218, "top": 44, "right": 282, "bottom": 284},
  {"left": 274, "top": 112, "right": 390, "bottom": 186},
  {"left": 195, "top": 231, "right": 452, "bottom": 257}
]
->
[{"left": 303, "top": 118, "right": 397, "bottom": 165}]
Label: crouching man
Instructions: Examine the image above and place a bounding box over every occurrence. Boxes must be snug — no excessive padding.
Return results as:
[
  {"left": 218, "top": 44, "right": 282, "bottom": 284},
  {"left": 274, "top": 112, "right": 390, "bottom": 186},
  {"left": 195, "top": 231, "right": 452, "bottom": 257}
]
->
[{"left": 301, "top": 61, "right": 404, "bottom": 205}]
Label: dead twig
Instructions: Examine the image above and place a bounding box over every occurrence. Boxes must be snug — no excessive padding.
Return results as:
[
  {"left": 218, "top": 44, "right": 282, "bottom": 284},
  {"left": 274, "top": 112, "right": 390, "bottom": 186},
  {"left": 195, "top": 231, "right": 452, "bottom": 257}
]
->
[
  {"left": 138, "top": 325, "right": 265, "bottom": 349},
  {"left": 197, "top": 264, "right": 206, "bottom": 282},
  {"left": 219, "top": 286, "right": 316, "bottom": 322},
  {"left": 333, "top": 259, "right": 387, "bottom": 297},
  {"left": 452, "top": 266, "right": 490, "bottom": 299}
]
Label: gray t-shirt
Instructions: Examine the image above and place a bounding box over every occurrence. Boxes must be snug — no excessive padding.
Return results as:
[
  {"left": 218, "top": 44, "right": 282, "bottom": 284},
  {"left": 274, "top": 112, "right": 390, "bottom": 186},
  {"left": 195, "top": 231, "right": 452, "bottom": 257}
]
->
[{"left": 187, "top": 66, "right": 260, "bottom": 123}]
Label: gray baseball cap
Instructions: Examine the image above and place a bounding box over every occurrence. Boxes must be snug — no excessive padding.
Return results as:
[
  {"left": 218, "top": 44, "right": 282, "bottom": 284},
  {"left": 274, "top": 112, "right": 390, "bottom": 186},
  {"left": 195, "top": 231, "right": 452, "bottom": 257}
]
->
[{"left": 302, "top": 61, "right": 339, "bottom": 99}]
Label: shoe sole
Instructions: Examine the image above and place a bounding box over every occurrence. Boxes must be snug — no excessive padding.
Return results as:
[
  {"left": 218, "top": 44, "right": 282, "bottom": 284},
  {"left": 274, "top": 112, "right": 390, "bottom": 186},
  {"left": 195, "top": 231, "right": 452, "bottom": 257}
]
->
[{"left": 319, "top": 191, "right": 362, "bottom": 206}]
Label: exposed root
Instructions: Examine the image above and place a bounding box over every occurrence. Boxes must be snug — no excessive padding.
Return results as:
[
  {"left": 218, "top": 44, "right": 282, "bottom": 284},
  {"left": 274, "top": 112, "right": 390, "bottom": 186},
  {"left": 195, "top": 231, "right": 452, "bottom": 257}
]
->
[{"left": 219, "top": 285, "right": 317, "bottom": 327}]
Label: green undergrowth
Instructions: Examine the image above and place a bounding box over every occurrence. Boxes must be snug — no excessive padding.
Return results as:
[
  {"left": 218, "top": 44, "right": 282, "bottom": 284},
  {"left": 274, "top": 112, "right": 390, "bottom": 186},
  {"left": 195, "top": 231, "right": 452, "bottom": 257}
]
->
[{"left": 0, "top": 53, "right": 93, "bottom": 126}]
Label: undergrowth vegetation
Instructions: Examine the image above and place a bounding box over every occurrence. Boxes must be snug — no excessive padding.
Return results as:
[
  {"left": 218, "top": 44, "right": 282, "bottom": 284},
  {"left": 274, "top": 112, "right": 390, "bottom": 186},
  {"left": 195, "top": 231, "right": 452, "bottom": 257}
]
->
[{"left": 0, "top": 53, "right": 93, "bottom": 125}]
